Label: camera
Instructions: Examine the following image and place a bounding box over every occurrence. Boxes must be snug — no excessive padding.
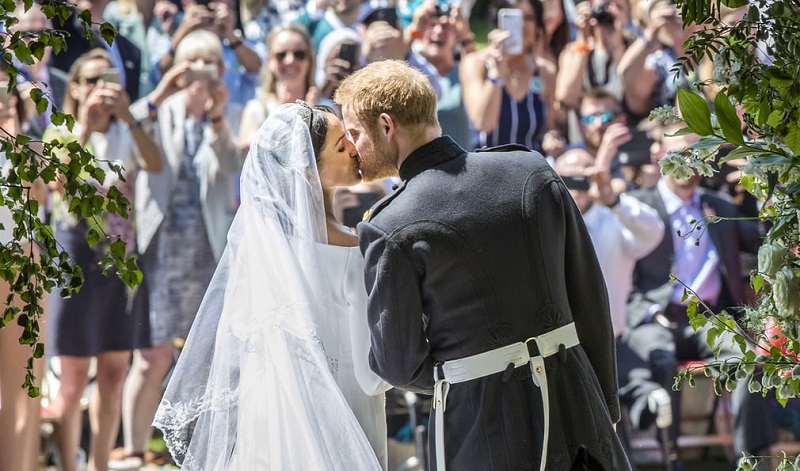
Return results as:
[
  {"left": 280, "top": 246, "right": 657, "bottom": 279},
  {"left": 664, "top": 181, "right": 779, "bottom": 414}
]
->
[
  {"left": 591, "top": 3, "right": 615, "bottom": 26},
  {"left": 435, "top": 0, "right": 451, "bottom": 17}
]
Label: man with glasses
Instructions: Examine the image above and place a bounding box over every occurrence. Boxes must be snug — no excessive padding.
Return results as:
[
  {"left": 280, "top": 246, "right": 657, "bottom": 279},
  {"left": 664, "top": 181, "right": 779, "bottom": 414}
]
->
[{"left": 576, "top": 87, "right": 633, "bottom": 193}]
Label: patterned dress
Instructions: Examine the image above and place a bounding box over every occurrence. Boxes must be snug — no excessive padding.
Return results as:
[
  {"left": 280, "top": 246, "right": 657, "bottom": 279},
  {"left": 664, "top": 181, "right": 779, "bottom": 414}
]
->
[{"left": 141, "top": 117, "right": 216, "bottom": 345}]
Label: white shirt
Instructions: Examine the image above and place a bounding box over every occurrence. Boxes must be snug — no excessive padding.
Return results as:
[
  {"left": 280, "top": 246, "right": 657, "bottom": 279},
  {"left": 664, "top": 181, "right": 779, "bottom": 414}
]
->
[{"left": 582, "top": 193, "right": 665, "bottom": 337}]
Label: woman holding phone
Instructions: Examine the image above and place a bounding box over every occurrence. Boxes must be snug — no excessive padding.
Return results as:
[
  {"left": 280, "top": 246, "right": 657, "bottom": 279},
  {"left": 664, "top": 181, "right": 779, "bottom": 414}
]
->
[
  {"left": 113, "top": 29, "right": 244, "bottom": 469},
  {"left": 44, "top": 47, "right": 162, "bottom": 471},
  {"left": 460, "top": 0, "right": 556, "bottom": 153}
]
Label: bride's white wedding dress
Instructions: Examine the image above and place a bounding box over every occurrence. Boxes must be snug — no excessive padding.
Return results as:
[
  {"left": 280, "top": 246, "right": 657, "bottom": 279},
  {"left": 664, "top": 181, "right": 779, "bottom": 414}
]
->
[{"left": 315, "top": 244, "right": 390, "bottom": 469}]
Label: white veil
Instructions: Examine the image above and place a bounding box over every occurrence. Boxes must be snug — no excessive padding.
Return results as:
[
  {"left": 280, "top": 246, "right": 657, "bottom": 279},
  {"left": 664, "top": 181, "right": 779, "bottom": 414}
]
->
[{"left": 153, "top": 103, "right": 382, "bottom": 470}]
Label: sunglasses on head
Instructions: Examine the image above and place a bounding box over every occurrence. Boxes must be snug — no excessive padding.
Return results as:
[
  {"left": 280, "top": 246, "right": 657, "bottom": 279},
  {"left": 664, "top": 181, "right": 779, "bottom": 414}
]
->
[
  {"left": 275, "top": 49, "right": 308, "bottom": 62},
  {"left": 580, "top": 110, "right": 617, "bottom": 125}
]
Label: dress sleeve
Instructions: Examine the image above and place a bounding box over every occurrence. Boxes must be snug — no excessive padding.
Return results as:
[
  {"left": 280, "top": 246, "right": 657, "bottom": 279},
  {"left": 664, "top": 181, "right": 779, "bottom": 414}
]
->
[{"left": 345, "top": 249, "right": 393, "bottom": 396}]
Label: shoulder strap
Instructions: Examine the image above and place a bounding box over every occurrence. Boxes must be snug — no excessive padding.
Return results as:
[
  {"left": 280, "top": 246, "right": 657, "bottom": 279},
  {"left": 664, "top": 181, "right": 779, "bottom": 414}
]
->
[
  {"left": 365, "top": 181, "right": 407, "bottom": 222},
  {"left": 475, "top": 143, "right": 533, "bottom": 153}
]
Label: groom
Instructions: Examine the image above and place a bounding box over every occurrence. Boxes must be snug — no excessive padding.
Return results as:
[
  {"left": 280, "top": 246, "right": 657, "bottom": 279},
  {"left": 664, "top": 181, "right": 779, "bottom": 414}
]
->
[{"left": 335, "top": 60, "right": 632, "bottom": 471}]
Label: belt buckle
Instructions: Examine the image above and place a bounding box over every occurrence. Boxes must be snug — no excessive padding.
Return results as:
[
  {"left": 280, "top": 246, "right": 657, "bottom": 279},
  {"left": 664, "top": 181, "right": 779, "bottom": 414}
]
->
[{"left": 525, "top": 336, "right": 540, "bottom": 357}]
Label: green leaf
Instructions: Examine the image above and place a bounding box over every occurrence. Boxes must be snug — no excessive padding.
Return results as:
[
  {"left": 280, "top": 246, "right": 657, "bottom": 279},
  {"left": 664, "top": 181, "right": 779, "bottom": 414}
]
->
[
  {"left": 784, "top": 123, "right": 800, "bottom": 155},
  {"left": 86, "top": 228, "right": 100, "bottom": 248},
  {"left": 678, "top": 88, "right": 714, "bottom": 136},
  {"left": 714, "top": 92, "right": 745, "bottom": 146},
  {"left": 722, "top": 0, "right": 748, "bottom": 7},
  {"left": 29, "top": 41, "right": 45, "bottom": 62},
  {"left": 707, "top": 325, "right": 721, "bottom": 350},
  {"left": 753, "top": 274, "right": 764, "bottom": 294},
  {"left": 99, "top": 23, "right": 117, "bottom": 46},
  {"left": 34, "top": 94, "right": 48, "bottom": 115}
]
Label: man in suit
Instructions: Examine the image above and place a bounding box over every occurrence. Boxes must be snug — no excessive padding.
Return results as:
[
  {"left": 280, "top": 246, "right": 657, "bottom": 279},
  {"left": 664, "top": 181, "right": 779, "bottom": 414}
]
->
[
  {"left": 335, "top": 60, "right": 631, "bottom": 470},
  {"left": 625, "top": 128, "right": 776, "bottom": 465},
  {"left": 10, "top": 2, "right": 69, "bottom": 137},
  {"left": 51, "top": 0, "right": 142, "bottom": 101}
]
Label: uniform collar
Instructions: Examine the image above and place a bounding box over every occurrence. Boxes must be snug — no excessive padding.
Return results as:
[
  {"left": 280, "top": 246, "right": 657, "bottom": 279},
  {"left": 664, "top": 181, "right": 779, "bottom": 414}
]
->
[{"left": 398, "top": 136, "right": 465, "bottom": 181}]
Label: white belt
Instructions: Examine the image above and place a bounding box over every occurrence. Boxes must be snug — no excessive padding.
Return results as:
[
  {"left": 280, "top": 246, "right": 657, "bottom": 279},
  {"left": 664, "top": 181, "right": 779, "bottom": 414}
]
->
[{"left": 432, "top": 322, "right": 580, "bottom": 471}]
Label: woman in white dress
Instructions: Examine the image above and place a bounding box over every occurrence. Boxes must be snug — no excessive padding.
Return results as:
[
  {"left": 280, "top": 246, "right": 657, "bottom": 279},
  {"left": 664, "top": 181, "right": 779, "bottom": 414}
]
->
[{"left": 153, "top": 101, "right": 390, "bottom": 470}]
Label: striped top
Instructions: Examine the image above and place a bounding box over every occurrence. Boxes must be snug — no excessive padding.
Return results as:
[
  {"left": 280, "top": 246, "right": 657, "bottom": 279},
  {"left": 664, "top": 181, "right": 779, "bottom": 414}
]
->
[{"left": 473, "top": 84, "right": 547, "bottom": 153}]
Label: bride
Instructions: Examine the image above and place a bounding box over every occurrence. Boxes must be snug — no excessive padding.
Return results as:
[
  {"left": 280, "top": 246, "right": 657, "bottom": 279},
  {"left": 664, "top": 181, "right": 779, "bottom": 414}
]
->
[{"left": 153, "top": 102, "right": 390, "bottom": 470}]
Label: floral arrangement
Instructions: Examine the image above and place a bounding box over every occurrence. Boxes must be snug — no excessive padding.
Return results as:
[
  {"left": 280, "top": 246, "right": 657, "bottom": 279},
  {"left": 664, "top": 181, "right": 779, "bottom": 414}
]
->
[{"left": 651, "top": 0, "right": 800, "bottom": 468}]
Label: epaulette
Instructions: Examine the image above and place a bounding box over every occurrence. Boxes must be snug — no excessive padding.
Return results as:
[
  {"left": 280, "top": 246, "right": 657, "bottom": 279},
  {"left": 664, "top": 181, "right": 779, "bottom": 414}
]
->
[
  {"left": 363, "top": 180, "right": 407, "bottom": 222},
  {"left": 474, "top": 143, "right": 533, "bottom": 153}
]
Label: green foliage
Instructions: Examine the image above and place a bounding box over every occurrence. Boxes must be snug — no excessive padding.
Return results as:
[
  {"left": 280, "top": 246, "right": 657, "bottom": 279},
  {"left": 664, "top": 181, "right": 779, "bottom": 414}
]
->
[
  {"left": 1, "top": 0, "right": 141, "bottom": 396},
  {"left": 659, "top": 1, "right": 800, "bottom": 465}
]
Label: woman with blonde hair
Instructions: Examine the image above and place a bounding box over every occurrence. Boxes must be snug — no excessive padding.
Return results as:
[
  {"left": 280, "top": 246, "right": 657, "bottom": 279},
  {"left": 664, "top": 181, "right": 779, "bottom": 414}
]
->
[
  {"left": 44, "top": 47, "right": 162, "bottom": 471},
  {"left": 115, "top": 28, "right": 244, "bottom": 469},
  {"left": 238, "top": 23, "right": 316, "bottom": 152}
]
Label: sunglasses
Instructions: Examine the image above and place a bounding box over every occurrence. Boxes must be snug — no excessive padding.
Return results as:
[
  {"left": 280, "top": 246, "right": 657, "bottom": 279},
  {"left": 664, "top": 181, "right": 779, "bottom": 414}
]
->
[
  {"left": 80, "top": 76, "right": 102, "bottom": 85},
  {"left": 580, "top": 110, "right": 617, "bottom": 125},
  {"left": 274, "top": 49, "right": 308, "bottom": 62}
]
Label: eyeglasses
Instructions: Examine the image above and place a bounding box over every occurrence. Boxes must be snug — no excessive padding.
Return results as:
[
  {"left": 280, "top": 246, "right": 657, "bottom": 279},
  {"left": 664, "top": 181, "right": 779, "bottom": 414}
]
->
[
  {"left": 579, "top": 110, "right": 617, "bottom": 125},
  {"left": 275, "top": 49, "right": 308, "bottom": 62},
  {"left": 80, "top": 76, "right": 102, "bottom": 85}
]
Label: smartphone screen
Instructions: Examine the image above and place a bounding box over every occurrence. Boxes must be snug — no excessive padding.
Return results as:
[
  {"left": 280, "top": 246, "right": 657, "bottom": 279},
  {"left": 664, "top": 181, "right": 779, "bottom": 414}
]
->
[
  {"left": 184, "top": 64, "right": 219, "bottom": 85},
  {"left": 100, "top": 68, "right": 121, "bottom": 86},
  {"left": 497, "top": 8, "right": 524, "bottom": 55},
  {"left": 338, "top": 42, "right": 358, "bottom": 71}
]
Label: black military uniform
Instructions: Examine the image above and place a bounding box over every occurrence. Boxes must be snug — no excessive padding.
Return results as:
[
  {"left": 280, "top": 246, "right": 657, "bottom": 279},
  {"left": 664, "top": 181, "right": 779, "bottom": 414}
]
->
[{"left": 358, "top": 136, "right": 632, "bottom": 470}]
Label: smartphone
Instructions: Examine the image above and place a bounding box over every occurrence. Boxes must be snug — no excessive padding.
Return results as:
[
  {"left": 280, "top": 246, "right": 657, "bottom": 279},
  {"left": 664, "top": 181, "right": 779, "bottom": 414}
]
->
[
  {"left": 363, "top": 7, "right": 399, "bottom": 28},
  {"left": 0, "top": 82, "right": 10, "bottom": 106},
  {"left": 617, "top": 130, "right": 654, "bottom": 167},
  {"left": 560, "top": 175, "right": 591, "bottom": 192},
  {"left": 435, "top": 0, "right": 451, "bottom": 17},
  {"left": 498, "top": 8, "right": 524, "bottom": 55},
  {"left": 338, "top": 42, "right": 359, "bottom": 72},
  {"left": 184, "top": 63, "right": 219, "bottom": 85},
  {"left": 100, "top": 68, "right": 121, "bottom": 86},
  {"left": 195, "top": 0, "right": 212, "bottom": 7}
]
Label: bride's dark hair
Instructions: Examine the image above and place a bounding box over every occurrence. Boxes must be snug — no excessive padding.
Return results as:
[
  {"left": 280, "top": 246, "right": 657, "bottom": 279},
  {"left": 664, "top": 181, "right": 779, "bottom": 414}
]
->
[{"left": 297, "top": 101, "right": 336, "bottom": 161}]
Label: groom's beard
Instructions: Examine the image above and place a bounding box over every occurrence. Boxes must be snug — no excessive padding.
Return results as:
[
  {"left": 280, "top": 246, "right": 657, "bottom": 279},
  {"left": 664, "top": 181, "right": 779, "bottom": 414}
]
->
[{"left": 360, "top": 134, "right": 399, "bottom": 182}]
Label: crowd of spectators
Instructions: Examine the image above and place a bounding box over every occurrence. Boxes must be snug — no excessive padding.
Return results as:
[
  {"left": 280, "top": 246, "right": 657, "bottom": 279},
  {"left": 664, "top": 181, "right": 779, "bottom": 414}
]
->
[{"left": 0, "top": 0, "right": 786, "bottom": 469}]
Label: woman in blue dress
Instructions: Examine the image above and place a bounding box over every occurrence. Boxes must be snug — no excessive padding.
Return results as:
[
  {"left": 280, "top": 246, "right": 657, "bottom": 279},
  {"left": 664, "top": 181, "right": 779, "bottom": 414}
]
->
[{"left": 460, "top": 0, "right": 557, "bottom": 153}]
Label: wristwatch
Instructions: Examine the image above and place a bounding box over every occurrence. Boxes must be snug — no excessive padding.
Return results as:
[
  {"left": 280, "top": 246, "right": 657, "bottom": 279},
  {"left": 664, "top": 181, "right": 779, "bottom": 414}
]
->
[{"left": 224, "top": 30, "right": 244, "bottom": 50}]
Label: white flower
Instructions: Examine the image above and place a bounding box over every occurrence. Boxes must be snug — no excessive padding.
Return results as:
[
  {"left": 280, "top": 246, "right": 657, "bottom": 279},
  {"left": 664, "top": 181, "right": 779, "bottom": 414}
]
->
[
  {"left": 758, "top": 243, "right": 788, "bottom": 279},
  {"left": 691, "top": 159, "right": 716, "bottom": 177},
  {"left": 773, "top": 267, "right": 800, "bottom": 319},
  {"left": 659, "top": 152, "right": 694, "bottom": 180}
]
